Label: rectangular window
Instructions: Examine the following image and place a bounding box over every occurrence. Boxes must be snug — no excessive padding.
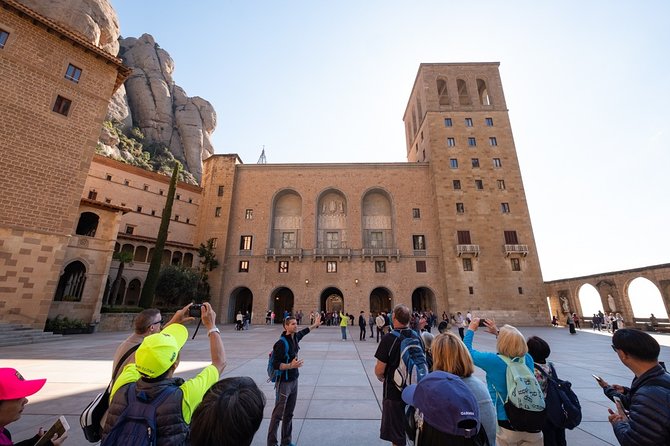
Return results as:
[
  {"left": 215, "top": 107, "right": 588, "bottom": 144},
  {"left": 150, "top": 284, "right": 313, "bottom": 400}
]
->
[
  {"left": 125, "top": 225, "right": 134, "bottom": 235},
  {"left": 281, "top": 232, "right": 296, "bottom": 248},
  {"left": 485, "top": 117, "right": 494, "bottom": 126},
  {"left": 218, "top": 185, "right": 224, "bottom": 196},
  {"left": 136, "top": 205, "right": 142, "bottom": 213},
  {"left": 489, "top": 137, "right": 498, "bottom": 146},
  {"left": 469, "top": 286, "right": 474, "bottom": 295},
  {"left": 64, "top": 64, "right": 82, "bottom": 83},
  {"left": 412, "top": 235, "right": 426, "bottom": 250},
  {"left": 465, "top": 118, "right": 473, "bottom": 127},
  {"left": 215, "top": 207, "right": 222, "bottom": 217},
  {"left": 453, "top": 180, "right": 461, "bottom": 190},
  {"left": 0, "top": 30, "right": 9, "bottom": 49},
  {"left": 416, "top": 260, "right": 427, "bottom": 273},
  {"left": 279, "top": 261, "right": 289, "bottom": 273},
  {"left": 370, "top": 231, "right": 383, "bottom": 248},
  {"left": 326, "top": 232, "right": 339, "bottom": 248},
  {"left": 493, "top": 158, "right": 502, "bottom": 168},
  {"left": 497, "top": 179, "right": 506, "bottom": 190},
  {"left": 501, "top": 202, "right": 510, "bottom": 213},
  {"left": 52, "top": 95, "right": 72, "bottom": 116},
  {"left": 450, "top": 158, "right": 458, "bottom": 168},
  {"left": 456, "top": 202, "right": 465, "bottom": 213},
  {"left": 504, "top": 230, "right": 519, "bottom": 244},
  {"left": 412, "top": 208, "right": 421, "bottom": 219},
  {"left": 188, "top": 198, "right": 193, "bottom": 203},
  {"left": 245, "top": 209, "right": 253, "bottom": 219},
  {"left": 518, "top": 287, "right": 524, "bottom": 295},
  {"left": 239, "top": 261, "right": 249, "bottom": 272},
  {"left": 471, "top": 158, "right": 480, "bottom": 168},
  {"left": 475, "top": 179, "right": 484, "bottom": 190},
  {"left": 511, "top": 258, "right": 521, "bottom": 271},
  {"left": 444, "top": 118, "right": 453, "bottom": 127},
  {"left": 186, "top": 218, "right": 190, "bottom": 224},
  {"left": 211, "top": 238, "right": 218, "bottom": 248},
  {"left": 176, "top": 194, "right": 181, "bottom": 200},
  {"left": 375, "top": 260, "right": 386, "bottom": 273},
  {"left": 174, "top": 215, "right": 179, "bottom": 222},
  {"left": 159, "top": 189, "right": 164, "bottom": 195},
  {"left": 457, "top": 230, "right": 471, "bottom": 244},
  {"left": 124, "top": 179, "right": 130, "bottom": 186},
  {"left": 327, "top": 261, "right": 337, "bottom": 273},
  {"left": 468, "top": 137, "right": 476, "bottom": 147},
  {"left": 143, "top": 184, "right": 149, "bottom": 191},
  {"left": 151, "top": 210, "right": 156, "bottom": 216},
  {"left": 447, "top": 137, "right": 455, "bottom": 147},
  {"left": 88, "top": 190, "right": 97, "bottom": 200},
  {"left": 106, "top": 174, "right": 112, "bottom": 181},
  {"left": 463, "top": 258, "right": 473, "bottom": 271},
  {"left": 240, "top": 235, "right": 253, "bottom": 250}
]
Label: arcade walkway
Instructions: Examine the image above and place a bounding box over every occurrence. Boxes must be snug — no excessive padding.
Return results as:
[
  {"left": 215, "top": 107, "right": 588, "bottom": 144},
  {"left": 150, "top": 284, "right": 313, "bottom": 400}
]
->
[{"left": 2, "top": 323, "right": 669, "bottom": 445}]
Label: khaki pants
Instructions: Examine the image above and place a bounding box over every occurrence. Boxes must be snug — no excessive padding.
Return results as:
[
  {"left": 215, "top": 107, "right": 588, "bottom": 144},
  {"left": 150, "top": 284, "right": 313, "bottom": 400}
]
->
[{"left": 497, "top": 426, "right": 543, "bottom": 446}]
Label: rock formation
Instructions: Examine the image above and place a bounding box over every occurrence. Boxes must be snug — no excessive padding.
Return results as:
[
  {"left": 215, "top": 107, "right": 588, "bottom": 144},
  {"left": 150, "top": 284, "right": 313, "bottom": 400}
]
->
[{"left": 16, "top": 0, "right": 216, "bottom": 183}]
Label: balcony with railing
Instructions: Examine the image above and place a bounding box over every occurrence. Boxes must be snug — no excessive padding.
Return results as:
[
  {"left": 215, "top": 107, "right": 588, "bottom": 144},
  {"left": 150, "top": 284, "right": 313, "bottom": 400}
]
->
[
  {"left": 314, "top": 247, "right": 352, "bottom": 261},
  {"left": 362, "top": 247, "right": 401, "bottom": 261},
  {"left": 504, "top": 244, "right": 529, "bottom": 257},
  {"left": 265, "top": 248, "right": 304, "bottom": 261},
  {"left": 456, "top": 244, "right": 480, "bottom": 257}
]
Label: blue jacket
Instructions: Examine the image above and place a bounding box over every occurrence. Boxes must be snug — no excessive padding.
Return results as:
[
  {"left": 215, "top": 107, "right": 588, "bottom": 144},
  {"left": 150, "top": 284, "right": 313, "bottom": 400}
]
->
[
  {"left": 463, "top": 329, "right": 534, "bottom": 421},
  {"left": 604, "top": 364, "right": 670, "bottom": 445}
]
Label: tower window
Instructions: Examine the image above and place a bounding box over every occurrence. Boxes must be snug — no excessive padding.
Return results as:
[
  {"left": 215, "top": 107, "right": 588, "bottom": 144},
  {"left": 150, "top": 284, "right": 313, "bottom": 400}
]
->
[
  {"left": 0, "top": 30, "right": 9, "bottom": 48},
  {"left": 453, "top": 180, "right": 461, "bottom": 190},
  {"left": 245, "top": 209, "right": 253, "bottom": 219},
  {"left": 239, "top": 261, "right": 249, "bottom": 272},
  {"left": 413, "top": 235, "right": 426, "bottom": 250},
  {"left": 53, "top": 95, "right": 72, "bottom": 116},
  {"left": 493, "top": 158, "right": 502, "bottom": 168},
  {"left": 471, "top": 158, "right": 480, "bottom": 168},
  {"left": 327, "top": 261, "right": 337, "bottom": 273},
  {"left": 475, "top": 179, "right": 484, "bottom": 190},
  {"left": 412, "top": 208, "right": 421, "bottom": 219},
  {"left": 511, "top": 258, "right": 521, "bottom": 271},
  {"left": 375, "top": 260, "right": 386, "bottom": 273},
  {"left": 489, "top": 137, "right": 498, "bottom": 146},
  {"left": 501, "top": 203, "right": 511, "bottom": 213},
  {"left": 450, "top": 158, "right": 458, "bottom": 168},
  {"left": 468, "top": 137, "right": 476, "bottom": 147},
  {"left": 447, "top": 137, "right": 455, "bottom": 147},
  {"left": 279, "top": 261, "right": 289, "bottom": 273},
  {"left": 444, "top": 118, "right": 453, "bottom": 127},
  {"left": 416, "top": 261, "right": 427, "bottom": 273},
  {"left": 465, "top": 118, "right": 473, "bottom": 127},
  {"left": 456, "top": 203, "right": 465, "bottom": 213},
  {"left": 497, "top": 179, "right": 506, "bottom": 190},
  {"left": 218, "top": 185, "right": 224, "bottom": 196},
  {"left": 486, "top": 117, "right": 494, "bottom": 126},
  {"left": 463, "top": 258, "right": 473, "bottom": 271},
  {"left": 457, "top": 230, "right": 472, "bottom": 244},
  {"left": 65, "top": 64, "right": 82, "bottom": 83},
  {"left": 215, "top": 207, "right": 222, "bottom": 217},
  {"left": 240, "top": 235, "right": 253, "bottom": 250}
]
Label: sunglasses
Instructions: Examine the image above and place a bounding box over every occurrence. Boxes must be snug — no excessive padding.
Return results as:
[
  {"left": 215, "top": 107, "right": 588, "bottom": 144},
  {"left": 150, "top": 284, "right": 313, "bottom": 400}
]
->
[{"left": 150, "top": 318, "right": 164, "bottom": 328}]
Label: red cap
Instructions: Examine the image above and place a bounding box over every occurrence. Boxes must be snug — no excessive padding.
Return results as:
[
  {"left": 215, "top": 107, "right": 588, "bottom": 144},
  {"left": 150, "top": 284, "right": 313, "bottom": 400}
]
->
[{"left": 0, "top": 368, "right": 46, "bottom": 400}]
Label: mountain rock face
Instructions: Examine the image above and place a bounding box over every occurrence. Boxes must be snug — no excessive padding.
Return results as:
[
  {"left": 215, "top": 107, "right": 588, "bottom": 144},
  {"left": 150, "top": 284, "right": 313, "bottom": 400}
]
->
[{"left": 17, "top": 0, "right": 216, "bottom": 183}]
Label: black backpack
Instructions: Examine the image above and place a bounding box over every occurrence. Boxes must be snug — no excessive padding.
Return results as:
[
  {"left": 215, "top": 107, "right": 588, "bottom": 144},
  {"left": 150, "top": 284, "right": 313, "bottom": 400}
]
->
[
  {"left": 535, "top": 363, "right": 582, "bottom": 429},
  {"left": 101, "top": 383, "right": 178, "bottom": 446}
]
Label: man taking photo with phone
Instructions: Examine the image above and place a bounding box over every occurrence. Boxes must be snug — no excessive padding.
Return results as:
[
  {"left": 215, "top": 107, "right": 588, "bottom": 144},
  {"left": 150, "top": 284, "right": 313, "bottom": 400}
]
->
[{"left": 596, "top": 328, "right": 670, "bottom": 445}]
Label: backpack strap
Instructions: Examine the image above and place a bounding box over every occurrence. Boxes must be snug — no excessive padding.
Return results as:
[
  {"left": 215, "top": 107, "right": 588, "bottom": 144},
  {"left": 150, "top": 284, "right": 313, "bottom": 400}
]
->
[
  {"left": 109, "top": 344, "right": 141, "bottom": 389},
  {"left": 275, "top": 337, "right": 291, "bottom": 383}
]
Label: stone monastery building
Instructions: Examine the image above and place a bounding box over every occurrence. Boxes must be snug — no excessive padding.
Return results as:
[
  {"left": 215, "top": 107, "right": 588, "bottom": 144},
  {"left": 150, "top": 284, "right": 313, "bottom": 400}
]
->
[{"left": 0, "top": 0, "right": 547, "bottom": 329}]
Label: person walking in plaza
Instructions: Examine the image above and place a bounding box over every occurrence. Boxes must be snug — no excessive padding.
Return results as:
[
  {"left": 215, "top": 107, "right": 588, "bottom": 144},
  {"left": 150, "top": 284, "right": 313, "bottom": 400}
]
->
[
  {"left": 359, "top": 311, "right": 367, "bottom": 341},
  {"left": 597, "top": 328, "right": 670, "bottom": 445},
  {"left": 339, "top": 310, "right": 348, "bottom": 341},
  {"left": 566, "top": 313, "right": 576, "bottom": 335},
  {"left": 267, "top": 314, "right": 322, "bottom": 446},
  {"left": 376, "top": 312, "right": 386, "bottom": 343},
  {"left": 455, "top": 311, "right": 466, "bottom": 339},
  {"left": 572, "top": 313, "right": 580, "bottom": 329},
  {"left": 464, "top": 318, "right": 544, "bottom": 446},
  {"left": 0, "top": 368, "right": 68, "bottom": 445},
  {"left": 431, "top": 332, "right": 496, "bottom": 445},
  {"left": 369, "top": 312, "right": 376, "bottom": 338}
]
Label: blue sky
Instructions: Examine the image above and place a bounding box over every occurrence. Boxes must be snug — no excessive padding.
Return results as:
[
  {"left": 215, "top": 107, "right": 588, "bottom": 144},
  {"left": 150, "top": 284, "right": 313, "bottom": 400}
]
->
[{"left": 113, "top": 1, "right": 670, "bottom": 281}]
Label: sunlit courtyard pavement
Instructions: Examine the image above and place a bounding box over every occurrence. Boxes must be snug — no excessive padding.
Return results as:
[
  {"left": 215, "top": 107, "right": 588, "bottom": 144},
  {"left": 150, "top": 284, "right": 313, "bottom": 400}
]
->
[{"left": 2, "top": 323, "right": 670, "bottom": 445}]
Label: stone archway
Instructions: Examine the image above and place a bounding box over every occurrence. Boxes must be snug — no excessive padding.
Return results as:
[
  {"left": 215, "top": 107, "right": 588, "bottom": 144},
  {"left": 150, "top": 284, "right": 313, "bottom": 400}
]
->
[
  {"left": 229, "top": 287, "right": 253, "bottom": 323},
  {"left": 320, "top": 287, "right": 344, "bottom": 313},
  {"left": 370, "top": 287, "right": 393, "bottom": 315},
  {"left": 411, "top": 287, "right": 435, "bottom": 312},
  {"left": 272, "top": 287, "right": 295, "bottom": 323}
]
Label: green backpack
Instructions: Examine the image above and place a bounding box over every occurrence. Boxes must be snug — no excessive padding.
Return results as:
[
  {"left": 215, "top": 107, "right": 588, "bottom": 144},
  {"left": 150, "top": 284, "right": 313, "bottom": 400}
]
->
[{"left": 498, "top": 355, "right": 546, "bottom": 432}]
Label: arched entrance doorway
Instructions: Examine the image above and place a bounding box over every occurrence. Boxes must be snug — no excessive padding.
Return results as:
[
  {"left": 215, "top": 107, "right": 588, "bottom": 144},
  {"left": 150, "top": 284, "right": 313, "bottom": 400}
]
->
[
  {"left": 272, "top": 287, "right": 295, "bottom": 323},
  {"left": 370, "top": 287, "right": 393, "bottom": 315},
  {"left": 320, "top": 287, "right": 344, "bottom": 313},
  {"left": 124, "top": 279, "right": 141, "bottom": 306},
  {"left": 411, "top": 287, "right": 436, "bottom": 312},
  {"left": 229, "top": 287, "right": 253, "bottom": 323}
]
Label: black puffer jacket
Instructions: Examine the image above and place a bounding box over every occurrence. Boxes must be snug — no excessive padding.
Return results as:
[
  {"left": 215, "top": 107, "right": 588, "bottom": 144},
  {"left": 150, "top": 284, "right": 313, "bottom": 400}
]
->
[{"left": 604, "top": 364, "right": 670, "bottom": 445}]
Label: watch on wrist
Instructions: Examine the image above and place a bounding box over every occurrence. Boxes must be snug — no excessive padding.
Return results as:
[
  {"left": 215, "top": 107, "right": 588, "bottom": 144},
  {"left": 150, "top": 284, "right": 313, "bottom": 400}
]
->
[{"left": 208, "top": 327, "right": 220, "bottom": 335}]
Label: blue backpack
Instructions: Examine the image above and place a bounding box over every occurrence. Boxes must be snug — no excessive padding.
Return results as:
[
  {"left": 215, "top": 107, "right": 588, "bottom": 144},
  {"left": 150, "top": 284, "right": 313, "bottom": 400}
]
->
[
  {"left": 266, "top": 337, "right": 290, "bottom": 383},
  {"left": 391, "top": 329, "right": 428, "bottom": 391},
  {"left": 101, "top": 383, "right": 178, "bottom": 446}
]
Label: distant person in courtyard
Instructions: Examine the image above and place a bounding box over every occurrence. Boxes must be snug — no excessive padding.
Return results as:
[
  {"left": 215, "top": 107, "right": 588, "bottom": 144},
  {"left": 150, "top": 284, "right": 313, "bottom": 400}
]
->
[
  {"left": 340, "top": 310, "right": 348, "bottom": 340},
  {"left": 551, "top": 315, "right": 558, "bottom": 327},
  {"left": 376, "top": 312, "right": 386, "bottom": 343},
  {"left": 648, "top": 313, "right": 658, "bottom": 331},
  {"left": 267, "top": 314, "right": 322, "bottom": 446},
  {"left": 572, "top": 313, "right": 580, "bottom": 329},
  {"left": 566, "top": 313, "right": 576, "bottom": 335},
  {"left": 190, "top": 377, "right": 265, "bottom": 446},
  {"left": 369, "top": 312, "right": 376, "bottom": 338},
  {"left": 359, "top": 311, "right": 367, "bottom": 341},
  {"left": 0, "top": 368, "right": 68, "bottom": 445},
  {"left": 597, "top": 329, "right": 670, "bottom": 445}
]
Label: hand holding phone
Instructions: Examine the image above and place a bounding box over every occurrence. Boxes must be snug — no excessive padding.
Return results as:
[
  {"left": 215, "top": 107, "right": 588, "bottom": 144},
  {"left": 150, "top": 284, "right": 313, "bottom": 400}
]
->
[
  {"left": 592, "top": 374, "right": 602, "bottom": 382},
  {"left": 34, "top": 415, "right": 69, "bottom": 446}
]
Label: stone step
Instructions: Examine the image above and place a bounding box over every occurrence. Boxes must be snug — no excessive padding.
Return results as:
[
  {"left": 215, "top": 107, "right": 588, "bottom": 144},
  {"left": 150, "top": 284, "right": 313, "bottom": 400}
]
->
[{"left": 0, "top": 323, "right": 63, "bottom": 348}]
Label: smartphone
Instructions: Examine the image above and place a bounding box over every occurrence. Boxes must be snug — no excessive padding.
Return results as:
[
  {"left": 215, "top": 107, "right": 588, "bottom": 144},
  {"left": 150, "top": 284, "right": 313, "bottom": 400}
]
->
[
  {"left": 592, "top": 374, "right": 602, "bottom": 382},
  {"left": 35, "top": 415, "right": 69, "bottom": 446},
  {"left": 478, "top": 319, "right": 488, "bottom": 327}
]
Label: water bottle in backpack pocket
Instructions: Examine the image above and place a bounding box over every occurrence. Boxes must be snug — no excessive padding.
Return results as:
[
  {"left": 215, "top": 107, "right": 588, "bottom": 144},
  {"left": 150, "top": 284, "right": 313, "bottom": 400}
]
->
[
  {"left": 101, "top": 383, "right": 178, "bottom": 446},
  {"left": 497, "top": 355, "right": 546, "bottom": 432},
  {"left": 391, "top": 329, "right": 429, "bottom": 391}
]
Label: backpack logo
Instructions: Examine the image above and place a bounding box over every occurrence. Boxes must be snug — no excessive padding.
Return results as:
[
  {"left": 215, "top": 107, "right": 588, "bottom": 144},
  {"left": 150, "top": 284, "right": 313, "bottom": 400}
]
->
[
  {"left": 498, "top": 356, "right": 546, "bottom": 432},
  {"left": 101, "top": 383, "right": 178, "bottom": 446},
  {"left": 392, "top": 330, "right": 429, "bottom": 391},
  {"left": 266, "top": 337, "right": 290, "bottom": 383}
]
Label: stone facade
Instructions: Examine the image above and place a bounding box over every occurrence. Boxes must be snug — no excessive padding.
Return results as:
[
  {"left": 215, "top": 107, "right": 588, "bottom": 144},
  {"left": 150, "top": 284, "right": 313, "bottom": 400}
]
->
[{"left": 0, "top": 0, "right": 128, "bottom": 327}]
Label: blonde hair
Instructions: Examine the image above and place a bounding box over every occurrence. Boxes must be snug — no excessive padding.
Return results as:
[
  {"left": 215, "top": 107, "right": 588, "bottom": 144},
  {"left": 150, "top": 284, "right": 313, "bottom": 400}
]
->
[
  {"left": 431, "top": 332, "right": 475, "bottom": 377},
  {"left": 496, "top": 324, "right": 528, "bottom": 358}
]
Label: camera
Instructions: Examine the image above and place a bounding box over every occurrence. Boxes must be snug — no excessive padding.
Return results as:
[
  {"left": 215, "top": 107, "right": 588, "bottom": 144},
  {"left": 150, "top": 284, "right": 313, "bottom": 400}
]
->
[
  {"left": 478, "top": 319, "right": 488, "bottom": 327},
  {"left": 189, "top": 303, "right": 203, "bottom": 318}
]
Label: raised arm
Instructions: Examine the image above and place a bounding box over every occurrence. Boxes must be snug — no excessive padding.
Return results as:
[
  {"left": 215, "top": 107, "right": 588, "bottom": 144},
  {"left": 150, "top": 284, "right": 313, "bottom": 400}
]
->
[{"left": 201, "top": 302, "right": 226, "bottom": 375}]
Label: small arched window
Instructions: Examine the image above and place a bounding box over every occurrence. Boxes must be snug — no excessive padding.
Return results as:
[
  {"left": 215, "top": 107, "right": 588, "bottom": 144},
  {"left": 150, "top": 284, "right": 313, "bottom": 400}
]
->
[
  {"left": 477, "top": 78, "right": 491, "bottom": 105},
  {"left": 54, "top": 261, "right": 87, "bottom": 301},
  {"left": 457, "top": 79, "right": 471, "bottom": 106},
  {"left": 75, "top": 212, "right": 99, "bottom": 237},
  {"left": 436, "top": 78, "right": 449, "bottom": 105}
]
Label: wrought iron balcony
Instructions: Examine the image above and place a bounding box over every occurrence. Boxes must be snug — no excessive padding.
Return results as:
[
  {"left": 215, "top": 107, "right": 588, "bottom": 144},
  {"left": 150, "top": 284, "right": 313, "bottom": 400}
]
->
[
  {"left": 265, "top": 248, "right": 303, "bottom": 261},
  {"left": 504, "top": 244, "right": 529, "bottom": 257},
  {"left": 314, "top": 248, "right": 352, "bottom": 261},
  {"left": 456, "top": 244, "right": 480, "bottom": 257},
  {"left": 362, "top": 248, "right": 401, "bottom": 261}
]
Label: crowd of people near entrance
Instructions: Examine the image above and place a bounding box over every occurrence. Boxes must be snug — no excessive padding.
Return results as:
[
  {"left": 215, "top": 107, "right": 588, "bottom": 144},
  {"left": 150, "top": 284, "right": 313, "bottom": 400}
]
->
[{"left": 2, "top": 303, "right": 669, "bottom": 446}]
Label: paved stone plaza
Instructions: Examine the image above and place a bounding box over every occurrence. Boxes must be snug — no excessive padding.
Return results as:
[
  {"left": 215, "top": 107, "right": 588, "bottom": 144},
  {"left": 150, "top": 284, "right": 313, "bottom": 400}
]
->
[{"left": 2, "top": 323, "right": 669, "bottom": 445}]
